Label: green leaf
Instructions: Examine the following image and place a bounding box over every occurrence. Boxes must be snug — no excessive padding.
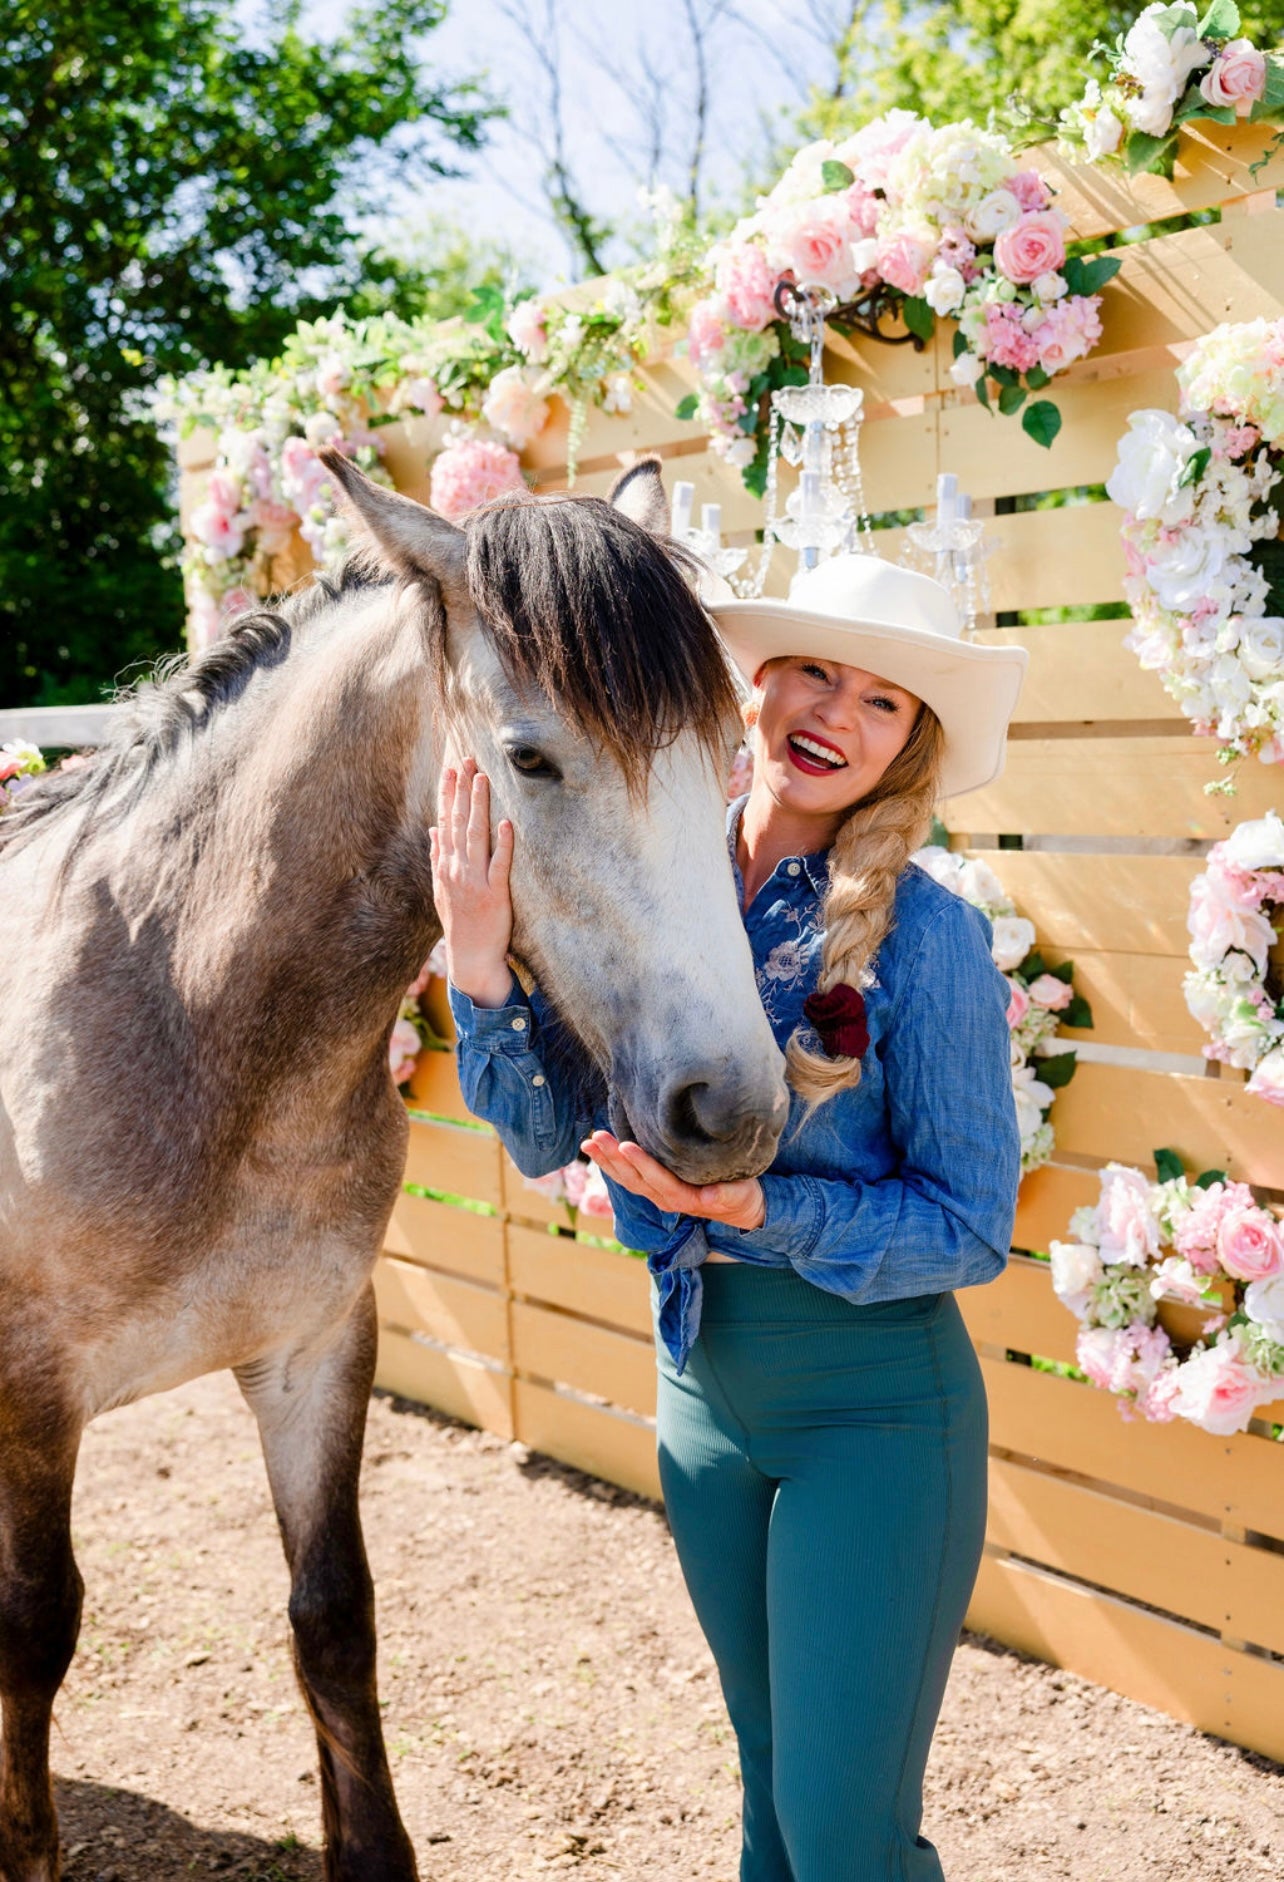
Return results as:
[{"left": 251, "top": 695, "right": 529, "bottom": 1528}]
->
[
  {"left": 674, "top": 393, "right": 698, "bottom": 421},
  {"left": 901, "top": 296, "right": 935, "bottom": 343},
  {"left": 1063, "top": 994, "right": 1094, "bottom": 1029},
  {"left": 1063, "top": 253, "right": 1122, "bottom": 297},
  {"left": 1195, "top": 1168, "right": 1228, "bottom": 1190},
  {"left": 1250, "top": 52, "right": 1284, "bottom": 117},
  {"left": 989, "top": 362, "right": 1019, "bottom": 388},
  {"left": 952, "top": 329, "right": 969, "bottom": 359},
  {"left": 821, "top": 159, "right": 856, "bottom": 191},
  {"left": 974, "top": 373, "right": 992, "bottom": 412},
  {"left": 1036, "top": 1052, "right": 1078, "bottom": 1090},
  {"left": 1018, "top": 950, "right": 1046, "bottom": 979},
  {"left": 1022, "top": 399, "right": 1062, "bottom": 448},
  {"left": 1124, "top": 129, "right": 1178, "bottom": 175},
  {"left": 1153, "top": 1147, "right": 1186, "bottom": 1184},
  {"left": 1025, "top": 365, "right": 1050, "bottom": 390},
  {"left": 1176, "top": 445, "right": 1212, "bottom": 491},
  {"left": 998, "top": 383, "right": 1027, "bottom": 416},
  {"left": 1174, "top": 97, "right": 1235, "bottom": 127},
  {"left": 1197, "top": 0, "right": 1239, "bottom": 38},
  {"left": 1047, "top": 960, "right": 1075, "bottom": 984}
]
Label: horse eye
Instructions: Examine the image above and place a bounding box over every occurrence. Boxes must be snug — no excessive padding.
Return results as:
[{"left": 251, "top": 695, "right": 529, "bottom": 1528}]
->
[{"left": 506, "top": 744, "right": 559, "bottom": 780}]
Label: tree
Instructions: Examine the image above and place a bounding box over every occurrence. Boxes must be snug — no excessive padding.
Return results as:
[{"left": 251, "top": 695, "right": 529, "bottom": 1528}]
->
[{"left": 0, "top": 1, "right": 496, "bottom": 707}]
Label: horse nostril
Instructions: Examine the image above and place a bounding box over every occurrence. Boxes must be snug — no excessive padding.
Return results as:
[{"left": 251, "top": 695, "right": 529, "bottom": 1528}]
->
[{"left": 662, "top": 1079, "right": 744, "bottom": 1149}]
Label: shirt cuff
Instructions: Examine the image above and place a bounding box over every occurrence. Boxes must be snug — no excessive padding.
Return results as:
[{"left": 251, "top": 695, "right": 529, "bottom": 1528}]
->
[
  {"left": 720, "top": 1174, "right": 826, "bottom": 1261},
  {"left": 448, "top": 976, "right": 539, "bottom": 1054}
]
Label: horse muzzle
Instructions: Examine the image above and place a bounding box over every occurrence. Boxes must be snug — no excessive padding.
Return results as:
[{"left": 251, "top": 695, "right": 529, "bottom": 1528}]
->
[{"left": 620, "top": 1054, "right": 790, "bottom": 1187}]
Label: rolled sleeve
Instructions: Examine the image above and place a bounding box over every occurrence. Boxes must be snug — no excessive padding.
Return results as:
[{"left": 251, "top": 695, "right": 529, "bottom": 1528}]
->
[{"left": 448, "top": 977, "right": 584, "bottom": 1176}]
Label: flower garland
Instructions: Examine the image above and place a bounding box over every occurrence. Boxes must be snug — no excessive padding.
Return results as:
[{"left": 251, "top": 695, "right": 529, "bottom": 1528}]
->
[
  {"left": 679, "top": 111, "right": 1119, "bottom": 487},
  {"left": 1050, "top": 1151, "right": 1284, "bottom": 1432},
  {"left": 1183, "top": 810, "right": 1284, "bottom": 1101},
  {"left": 911, "top": 846, "right": 1091, "bottom": 1172},
  {"left": 1058, "top": 2, "right": 1284, "bottom": 174},
  {"left": 1108, "top": 316, "right": 1284, "bottom": 777}
]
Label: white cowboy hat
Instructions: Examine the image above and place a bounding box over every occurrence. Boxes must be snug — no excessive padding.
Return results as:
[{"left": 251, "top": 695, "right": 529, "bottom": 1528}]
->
[{"left": 710, "top": 554, "right": 1027, "bottom": 799}]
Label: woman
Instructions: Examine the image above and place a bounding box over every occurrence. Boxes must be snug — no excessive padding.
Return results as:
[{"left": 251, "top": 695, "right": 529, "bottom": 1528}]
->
[{"left": 432, "top": 549, "right": 1027, "bottom": 1881}]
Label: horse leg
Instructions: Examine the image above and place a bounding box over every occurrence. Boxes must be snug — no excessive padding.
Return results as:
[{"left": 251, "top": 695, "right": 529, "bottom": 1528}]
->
[
  {"left": 0, "top": 1415, "right": 82, "bottom": 1882},
  {"left": 236, "top": 1286, "right": 417, "bottom": 1882}
]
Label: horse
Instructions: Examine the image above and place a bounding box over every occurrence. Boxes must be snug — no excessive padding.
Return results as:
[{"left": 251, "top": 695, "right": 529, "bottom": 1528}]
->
[{"left": 0, "top": 456, "right": 789, "bottom": 1882}]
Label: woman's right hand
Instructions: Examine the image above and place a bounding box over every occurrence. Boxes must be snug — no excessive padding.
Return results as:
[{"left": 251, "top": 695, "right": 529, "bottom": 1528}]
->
[{"left": 429, "top": 759, "right": 515, "bottom": 1010}]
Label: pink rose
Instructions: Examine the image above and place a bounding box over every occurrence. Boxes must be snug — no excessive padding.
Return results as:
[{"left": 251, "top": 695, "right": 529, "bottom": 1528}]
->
[
  {"left": 189, "top": 500, "right": 246, "bottom": 559},
  {"left": 428, "top": 435, "right": 524, "bottom": 521},
  {"left": 769, "top": 199, "right": 865, "bottom": 297},
  {"left": 1188, "top": 868, "right": 1275, "bottom": 972},
  {"left": 686, "top": 298, "right": 727, "bottom": 372},
  {"left": 579, "top": 1162, "right": 614, "bottom": 1219},
  {"left": 993, "top": 210, "right": 1067, "bottom": 286},
  {"left": 388, "top": 1016, "right": 421, "bottom": 1086},
  {"left": 507, "top": 298, "right": 548, "bottom": 363},
  {"left": 1200, "top": 41, "right": 1267, "bottom": 116},
  {"left": 1173, "top": 1182, "right": 1234, "bottom": 1274},
  {"left": 1217, "top": 1202, "right": 1284, "bottom": 1282},
  {"left": 1027, "top": 972, "right": 1073, "bottom": 1012},
  {"left": 1032, "top": 296, "right": 1103, "bottom": 375},
  {"left": 1095, "top": 1164, "right": 1160, "bottom": 1266},
  {"left": 1170, "top": 1336, "right": 1272, "bottom": 1435},
  {"left": 1005, "top": 980, "right": 1031, "bottom": 1028},
  {"left": 1246, "top": 1047, "right": 1284, "bottom": 1106},
  {"left": 561, "top": 1160, "right": 589, "bottom": 1209},
  {"left": 875, "top": 232, "right": 933, "bottom": 298},
  {"left": 982, "top": 302, "right": 1040, "bottom": 374},
  {"left": 248, "top": 497, "right": 298, "bottom": 556},
  {"left": 1009, "top": 170, "right": 1051, "bottom": 213},
  {"left": 714, "top": 243, "right": 780, "bottom": 332},
  {"left": 205, "top": 469, "right": 243, "bottom": 516}
]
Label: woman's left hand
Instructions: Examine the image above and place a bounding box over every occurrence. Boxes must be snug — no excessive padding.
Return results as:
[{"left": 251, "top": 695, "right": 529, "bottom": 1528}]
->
[{"left": 581, "top": 1131, "right": 766, "bottom": 1232}]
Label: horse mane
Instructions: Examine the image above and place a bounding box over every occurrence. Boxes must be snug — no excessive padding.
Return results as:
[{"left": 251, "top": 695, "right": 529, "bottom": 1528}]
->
[{"left": 460, "top": 493, "right": 738, "bottom": 791}]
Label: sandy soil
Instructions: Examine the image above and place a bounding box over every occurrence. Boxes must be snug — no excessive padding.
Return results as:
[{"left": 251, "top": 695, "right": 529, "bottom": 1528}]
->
[{"left": 47, "top": 1371, "right": 1282, "bottom": 1881}]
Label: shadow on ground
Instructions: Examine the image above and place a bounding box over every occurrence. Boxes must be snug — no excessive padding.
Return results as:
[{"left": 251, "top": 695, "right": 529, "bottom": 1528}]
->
[{"left": 54, "top": 1778, "right": 322, "bottom": 1882}]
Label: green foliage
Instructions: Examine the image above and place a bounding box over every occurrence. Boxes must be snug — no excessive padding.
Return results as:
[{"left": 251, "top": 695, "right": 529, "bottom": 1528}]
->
[
  {"left": 1021, "top": 399, "right": 1063, "bottom": 448},
  {"left": 1153, "top": 1146, "right": 1186, "bottom": 1183},
  {"left": 1035, "top": 1050, "right": 1079, "bottom": 1089},
  {"left": 1, "top": 1, "right": 496, "bottom": 706}
]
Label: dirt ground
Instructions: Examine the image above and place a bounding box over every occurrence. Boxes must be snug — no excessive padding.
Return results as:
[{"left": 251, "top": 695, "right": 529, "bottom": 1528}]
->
[{"left": 49, "top": 1372, "right": 1281, "bottom": 1882}]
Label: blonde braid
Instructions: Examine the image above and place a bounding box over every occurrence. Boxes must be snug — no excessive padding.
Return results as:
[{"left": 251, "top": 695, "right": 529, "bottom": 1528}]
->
[{"left": 786, "top": 707, "right": 945, "bottom": 1107}]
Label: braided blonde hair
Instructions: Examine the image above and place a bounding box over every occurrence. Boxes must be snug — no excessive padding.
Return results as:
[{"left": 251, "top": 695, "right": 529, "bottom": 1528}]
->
[{"left": 783, "top": 701, "right": 945, "bottom": 1107}]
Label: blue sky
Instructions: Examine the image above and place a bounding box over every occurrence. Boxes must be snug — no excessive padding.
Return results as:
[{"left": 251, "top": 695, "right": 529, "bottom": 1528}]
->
[{"left": 291, "top": 0, "right": 850, "bottom": 284}]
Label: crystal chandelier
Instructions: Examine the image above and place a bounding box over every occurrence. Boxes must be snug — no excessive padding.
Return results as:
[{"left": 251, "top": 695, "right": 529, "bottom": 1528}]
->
[{"left": 898, "top": 472, "right": 991, "bottom": 635}]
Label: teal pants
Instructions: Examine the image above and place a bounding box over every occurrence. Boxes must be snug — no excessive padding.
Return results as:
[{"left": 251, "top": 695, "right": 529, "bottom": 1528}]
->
[{"left": 655, "top": 1264, "right": 988, "bottom": 1882}]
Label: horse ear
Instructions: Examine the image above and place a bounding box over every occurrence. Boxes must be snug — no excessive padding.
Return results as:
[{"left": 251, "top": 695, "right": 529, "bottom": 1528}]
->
[
  {"left": 318, "top": 450, "right": 467, "bottom": 600},
  {"left": 608, "top": 457, "right": 668, "bottom": 537}
]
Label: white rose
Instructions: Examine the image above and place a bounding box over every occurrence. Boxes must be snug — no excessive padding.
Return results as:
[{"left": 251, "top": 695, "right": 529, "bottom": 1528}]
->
[
  {"left": 849, "top": 236, "right": 880, "bottom": 275},
  {"left": 964, "top": 188, "right": 1022, "bottom": 242},
  {"left": 1223, "top": 810, "right": 1284, "bottom": 871},
  {"left": 1236, "top": 617, "right": 1284, "bottom": 682},
  {"left": 950, "top": 350, "right": 982, "bottom": 388},
  {"left": 991, "top": 915, "right": 1037, "bottom": 972},
  {"left": 1146, "top": 527, "right": 1229, "bottom": 613},
  {"left": 719, "top": 435, "right": 756, "bottom": 471},
  {"left": 481, "top": 365, "right": 551, "bottom": 450},
  {"left": 1050, "top": 1240, "right": 1105, "bottom": 1313},
  {"left": 910, "top": 845, "right": 965, "bottom": 892},
  {"left": 1244, "top": 1270, "right": 1284, "bottom": 1343},
  {"left": 925, "top": 266, "right": 966, "bottom": 316},
  {"left": 1246, "top": 1046, "right": 1284, "bottom": 1106},
  {"left": 1120, "top": 5, "right": 1210, "bottom": 137},
  {"left": 957, "top": 857, "right": 1007, "bottom": 909},
  {"left": 1084, "top": 105, "right": 1125, "bottom": 159},
  {"left": 1106, "top": 410, "right": 1198, "bottom": 520},
  {"left": 1032, "top": 271, "right": 1067, "bottom": 303},
  {"left": 304, "top": 410, "right": 341, "bottom": 446}
]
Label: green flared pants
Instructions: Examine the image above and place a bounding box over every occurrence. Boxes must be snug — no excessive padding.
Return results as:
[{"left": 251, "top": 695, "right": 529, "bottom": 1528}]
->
[{"left": 655, "top": 1263, "right": 988, "bottom": 1882}]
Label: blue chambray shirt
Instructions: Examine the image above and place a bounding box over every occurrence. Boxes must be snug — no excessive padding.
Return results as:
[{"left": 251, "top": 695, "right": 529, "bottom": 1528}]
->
[{"left": 449, "top": 799, "right": 1020, "bottom": 1372}]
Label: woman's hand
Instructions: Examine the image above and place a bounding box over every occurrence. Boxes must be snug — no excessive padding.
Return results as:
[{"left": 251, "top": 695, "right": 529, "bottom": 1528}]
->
[
  {"left": 581, "top": 1131, "right": 767, "bottom": 1232},
  {"left": 430, "top": 759, "right": 515, "bottom": 1010}
]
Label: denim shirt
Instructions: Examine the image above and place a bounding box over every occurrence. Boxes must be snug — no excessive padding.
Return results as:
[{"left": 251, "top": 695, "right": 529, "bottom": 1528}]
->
[{"left": 449, "top": 801, "right": 1020, "bottom": 1372}]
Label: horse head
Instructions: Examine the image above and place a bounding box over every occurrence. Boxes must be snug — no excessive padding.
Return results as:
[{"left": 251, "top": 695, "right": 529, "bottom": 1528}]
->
[{"left": 324, "top": 454, "right": 788, "bottom": 1185}]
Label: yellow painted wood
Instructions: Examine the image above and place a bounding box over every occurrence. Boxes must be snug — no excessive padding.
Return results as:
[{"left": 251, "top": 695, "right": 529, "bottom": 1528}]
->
[
  {"left": 981, "top": 1356, "right": 1284, "bottom": 1536},
  {"left": 374, "top": 1324, "right": 513, "bottom": 1439},
  {"left": 1081, "top": 212, "right": 1284, "bottom": 368},
  {"left": 1035, "top": 121, "right": 1284, "bottom": 242},
  {"left": 975, "top": 623, "right": 1182, "bottom": 727},
  {"left": 403, "top": 1115, "right": 504, "bottom": 1208},
  {"left": 373, "top": 1255, "right": 508, "bottom": 1360},
  {"left": 510, "top": 1300, "right": 657, "bottom": 1419},
  {"left": 385, "top": 1193, "right": 505, "bottom": 1286},
  {"left": 406, "top": 1047, "right": 471, "bottom": 1121},
  {"left": 947, "top": 736, "right": 1284, "bottom": 839},
  {"left": 958, "top": 1255, "right": 1078, "bottom": 1366},
  {"left": 418, "top": 975, "right": 456, "bottom": 1045},
  {"left": 965, "top": 852, "right": 1201, "bottom": 958},
  {"left": 967, "top": 1551, "right": 1284, "bottom": 1764},
  {"left": 1049, "top": 1061, "right": 1284, "bottom": 1190},
  {"left": 986, "top": 1455, "right": 1284, "bottom": 1657},
  {"left": 1036, "top": 948, "right": 1205, "bottom": 1053},
  {"left": 500, "top": 1153, "right": 575, "bottom": 1232},
  {"left": 507, "top": 1224, "right": 653, "bottom": 1338},
  {"left": 877, "top": 502, "right": 1128, "bottom": 614},
  {"left": 512, "top": 1378, "right": 661, "bottom": 1501},
  {"left": 1012, "top": 1163, "right": 1101, "bottom": 1256}
]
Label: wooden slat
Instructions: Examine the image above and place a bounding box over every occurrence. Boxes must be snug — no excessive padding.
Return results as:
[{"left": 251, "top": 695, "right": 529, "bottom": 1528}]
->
[
  {"left": 1050, "top": 1060, "right": 1284, "bottom": 1190},
  {"left": 512, "top": 1378, "right": 661, "bottom": 1502},
  {"left": 1035, "top": 948, "right": 1205, "bottom": 1053},
  {"left": 964, "top": 852, "right": 1200, "bottom": 958},
  {"left": 510, "top": 1300, "right": 656, "bottom": 1419},
  {"left": 374, "top": 1325, "right": 513, "bottom": 1439},
  {"left": 1037, "top": 120, "right": 1284, "bottom": 242},
  {"left": 958, "top": 1255, "right": 1078, "bottom": 1366},
  {"left": 977, "top": 622, "right": 1182, "bottom": 726},
  {"left": 876, "top": 502, "right": 1127, "bottom": 614},
  {"left": 403, "top": 1115, "right": 503, "bottom": 1207},
  {"left": 507, "top": 1224, "right": 653, "bottom": 1337},
  {"left": 982, "top": 1356, "right": 1284, "bottom": 1536},
  {"left": 948, "top": 736, "right": 1284, "bottom": 839},
  {"left": 500, "top": 1153, "right": 575, "bottom": 1233},
  {"left": 1012, "top": 1163, "right": 1101, "bottom": 1256},
  {"left": 406, "top": 1048, "right": 472, "bottom": 1123},
  {"left": 385, "top": 1193, "right": 505, "bottom": 1286},
  {"left": 967, "top": 1551, "right": 1284, "bottom": 1765},
  {"left": 987, "top": 1455, "right": 1284, "bottom": 1657},
  {"left": 373, "top": 1255, "right": 508, "bottom": 1361}
]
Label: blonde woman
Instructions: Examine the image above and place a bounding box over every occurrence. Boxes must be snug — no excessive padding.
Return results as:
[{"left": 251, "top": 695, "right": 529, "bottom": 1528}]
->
[{"left": 434, "top": 551, "right": 1026, "bottom": 1881}]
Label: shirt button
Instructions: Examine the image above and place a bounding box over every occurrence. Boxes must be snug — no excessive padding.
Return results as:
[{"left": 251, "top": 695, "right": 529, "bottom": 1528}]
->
[
  {"left": 787, "top": 861, "right": 801, "bottom": 876},
  {"left": 532, "top": 1074, "right": 546, "bottom": 1087},
  {"left": 511, "top": 1016, "right": 527, "bottom": 1031}
]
